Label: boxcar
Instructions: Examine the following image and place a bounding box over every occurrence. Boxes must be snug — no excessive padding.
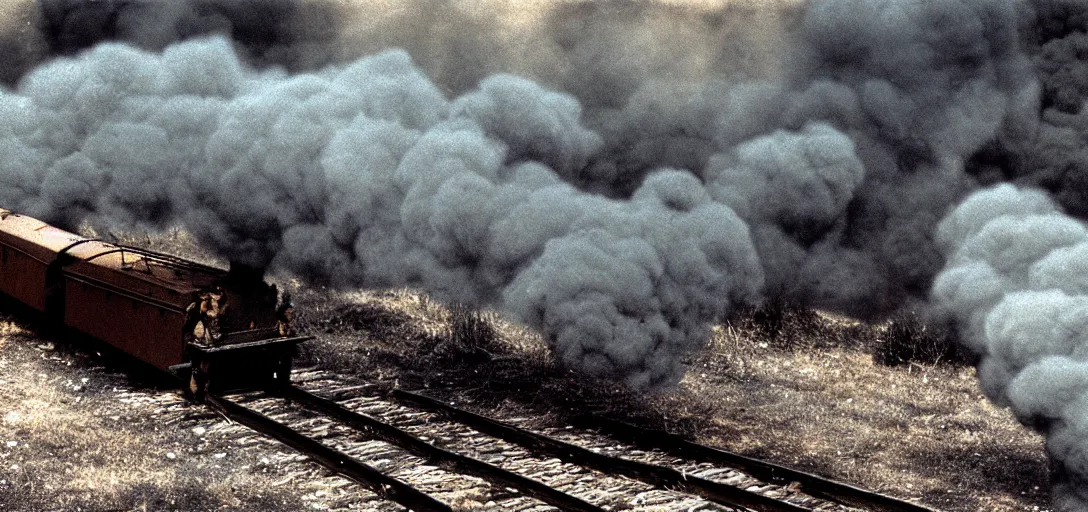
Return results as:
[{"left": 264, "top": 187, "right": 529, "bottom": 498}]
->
[
  {"left": 0, "top": 208, "right": 84, "bottom": 312},
  {"left": 0, "top": 208, "right": 308, "bottom": 395}
]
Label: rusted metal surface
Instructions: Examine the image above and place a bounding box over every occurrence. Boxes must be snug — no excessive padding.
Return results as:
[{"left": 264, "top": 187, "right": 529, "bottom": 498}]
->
[
  {"left": 188, "top": 335, "right": 312, "bottom": 355},
  {"left": 62, "top": 275, "right": 191, "bottom": 369},
  {"left": 0, "top": 242, "right": 51, "bottom": 312},
  {"left": 63, "top": 244, "right": 224, "bottom": 312},
  {"left": 0, "top": 210, "right": 85, "bottom": 311},
  {"left": 0, "top": 209, "right": 84, "bottom": 263},
  {"left": 61, "top": 244, "right": 221, "bottom": 370},
  {"left": 61, "top": 245, "right": 285, "bottom": 370},
  {"left": 0, "top": 208, "right": 295, "bottom": 377}
]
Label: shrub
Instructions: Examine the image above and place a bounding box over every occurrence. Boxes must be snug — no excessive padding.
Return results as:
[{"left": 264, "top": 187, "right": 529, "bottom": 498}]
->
[
  {"left": 732, "top": 299, "right": 840, "bottom": 351},
  {"left": 447, "top": 304, "right": 501, "bottom": 359},
  {"left": 872, "top": 312, "right": 973, "bottom": 367}
]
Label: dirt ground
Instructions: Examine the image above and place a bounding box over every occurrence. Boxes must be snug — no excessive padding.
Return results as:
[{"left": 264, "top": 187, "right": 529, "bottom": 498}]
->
[
  {"left": 296, "top": 290, "right": 1053, "bottom": 512},
  {"left": 0, "top": 280, "right": 1054, "bottom": 511}
]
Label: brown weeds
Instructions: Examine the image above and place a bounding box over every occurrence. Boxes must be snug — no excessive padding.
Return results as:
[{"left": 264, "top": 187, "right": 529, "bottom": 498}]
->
[
  {"left": 298, "top": 291, "right": 1049, "bottom": 511},
  {"left": 0, "top": 227, "right": 1051, "bottom": 511}
]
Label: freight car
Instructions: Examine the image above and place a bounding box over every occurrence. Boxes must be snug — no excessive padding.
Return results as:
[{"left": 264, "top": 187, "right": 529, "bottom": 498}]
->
[{"left": 0, "top": 207, "right": 310, "bottom": 398}]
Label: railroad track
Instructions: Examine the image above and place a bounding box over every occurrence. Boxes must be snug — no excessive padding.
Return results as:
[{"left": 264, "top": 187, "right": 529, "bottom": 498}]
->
[{"left": 203, "top": 370, "right": 937, "bottom": 511}]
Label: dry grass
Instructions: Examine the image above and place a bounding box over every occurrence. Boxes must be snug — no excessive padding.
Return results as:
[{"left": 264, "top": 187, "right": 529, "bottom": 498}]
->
[
  {"left": 0, "top": 226, "right": 1054, "bottom": 511},
  {"left": 295, "top": 291, "right": 1052, "bottom": 511},
  {"left": 689, "top": 327, "right": 1047, "bottom": 510},
  {"left": 872, "top": 311, "right": 974, "bottom": 367},
  {"left": 81, "top": 224, "right": 226, "bottom": 269},
  {"left": 0, "top": 314, "right": 307, "bottom": 511}
]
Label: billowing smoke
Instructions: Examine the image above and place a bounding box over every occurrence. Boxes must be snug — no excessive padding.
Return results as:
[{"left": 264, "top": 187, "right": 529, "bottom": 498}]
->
[
  {"left": 930, "top": 185, "right": 1088, "bottom": 510},
  {"left": 0, "top": 0, "right": 815, "bottom": 389},
  {"left": 7, "top": 0, "right": 1088, "bottom": 504},
  {"left": 0, "top": 35, "right": 769, "bottom": 390},
  {"left": 925, "top": 1, "right": 1088, "bottom": 508},
  {"left": 0, "top": 0, "right": 1039, "bottom": 385},
  {"left": 3, "top": 0, "right": 315, "bottom": 84}
]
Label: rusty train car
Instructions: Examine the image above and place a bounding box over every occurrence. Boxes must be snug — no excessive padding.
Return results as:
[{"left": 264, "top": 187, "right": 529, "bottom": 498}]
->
[{"left": 0, "top": 208, "right": 309, "bottom": 397}]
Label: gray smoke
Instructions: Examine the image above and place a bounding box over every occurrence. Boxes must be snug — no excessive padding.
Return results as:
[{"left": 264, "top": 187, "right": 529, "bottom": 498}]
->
[
  {"left": 930, "top": 184, "right": 1088, "bottom": 510},
  {"left": 932, "top": 2, "right": 1088, "bottom": 508},
  {"left": 0, "top": 36, "right": 770, "bottom": 389},
  {"left": 2, "top": 0, "right": 314, "bottom": 84},
  {"left": 0, "top": 0, "right": 807, "bottom": 390},
  {"left": 8, "top": 0, "right": 1088, "bottom": 504},
  {"left": 705, "top": 0, "right": 1037, "bottom": 318},
  {"left": 0, "top": 0, "right": 1040, "bottom": 383}
]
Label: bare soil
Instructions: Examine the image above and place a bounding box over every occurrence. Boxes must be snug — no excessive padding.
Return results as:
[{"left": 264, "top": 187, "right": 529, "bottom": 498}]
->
[{"left": 0, "top": 265, "right": 1053, "bottom": 511}]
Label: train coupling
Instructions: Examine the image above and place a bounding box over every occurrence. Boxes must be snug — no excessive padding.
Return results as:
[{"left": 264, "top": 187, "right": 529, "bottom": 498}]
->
[{"left": 185, "top": 335, "right": 312, "bottom": 402}]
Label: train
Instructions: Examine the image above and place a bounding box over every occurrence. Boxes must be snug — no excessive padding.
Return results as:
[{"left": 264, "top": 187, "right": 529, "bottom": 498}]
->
[{"left": 0, "top": 207, "right": 310, "bottom": 398}]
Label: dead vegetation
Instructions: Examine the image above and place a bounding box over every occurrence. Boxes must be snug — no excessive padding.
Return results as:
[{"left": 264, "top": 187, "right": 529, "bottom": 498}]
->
[
  {"left": 291, "top": 290, "right": 1051, "bottom": 511},
  {"left": 0, "top": 315, "right": 308, "bottom": 511},
  {"left": 85, "top": 225, "right": 225, "bottom": 269},
  {"left": 0, "top": 241, "right": 1054, "bottom": 512},
  {"left": 872, "top": 312, "right": 975, "bottom": 367}
]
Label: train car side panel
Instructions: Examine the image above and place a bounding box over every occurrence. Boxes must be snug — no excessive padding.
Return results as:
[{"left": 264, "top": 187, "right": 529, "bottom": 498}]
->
[
  {"left": 59, "top": 242, "right": 206, "bottom": 371},
  {"left": 0, "top": 211, "right": 85, "bottom": 312},
  {"left": 0, "top": 244, "right": 50, "bottom": 311},
  {"left": 62, "top": 276, "right": 188, "bottom": 370}
]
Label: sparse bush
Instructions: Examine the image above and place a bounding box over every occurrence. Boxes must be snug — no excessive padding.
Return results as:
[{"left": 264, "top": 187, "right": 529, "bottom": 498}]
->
[
  {"left": 731, "top": 299, "right": 838, "bottom": 351},
  {"left": 448, "top": 304, "right": 501, "bottom": 357},
  {"left": 749, "top": 299, "right": 787, "bottom": 340},
  {"left": 872, "top": 312, "right": 973, "bottom": 367}
]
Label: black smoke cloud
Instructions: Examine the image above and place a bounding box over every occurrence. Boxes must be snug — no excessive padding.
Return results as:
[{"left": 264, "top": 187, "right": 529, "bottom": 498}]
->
[
  {"left": 930, "top": 1, "right": 1088, "bottom": 509},
  {"left": 6, "top": 0, "right": 1088, "bottom": 506},
  {"left": 2, "top": 0, "right": 345, "bottom": 81}
]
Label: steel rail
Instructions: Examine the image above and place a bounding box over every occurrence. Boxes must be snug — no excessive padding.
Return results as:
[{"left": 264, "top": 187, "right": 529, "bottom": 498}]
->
[
  {"left": 204, "top": 394, "right": 451, "bottom": 512},
  {"left": 574, "top": 415, "right": 938, "bottom": 512},
  {"left": 280, "top": 386, "right": 606, "bottom": 512},
  {"left": 391, "top": 388, "right": 810, "bottom": 512}
]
